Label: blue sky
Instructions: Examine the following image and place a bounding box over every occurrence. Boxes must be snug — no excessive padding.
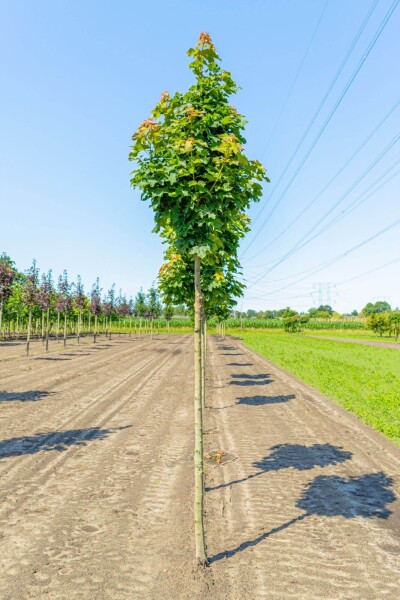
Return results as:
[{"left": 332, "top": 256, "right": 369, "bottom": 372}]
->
[{"left": 1, "top": 0, "right": 399, "bottom": 312}]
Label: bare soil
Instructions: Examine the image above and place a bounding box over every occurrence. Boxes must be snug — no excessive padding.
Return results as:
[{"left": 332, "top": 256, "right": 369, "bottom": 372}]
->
[
  {"left": 0, "top": 334, "right": 399, "bottom": 599},
  {"left": 309, "top": 335, "right": 400, "bottom": 349}
]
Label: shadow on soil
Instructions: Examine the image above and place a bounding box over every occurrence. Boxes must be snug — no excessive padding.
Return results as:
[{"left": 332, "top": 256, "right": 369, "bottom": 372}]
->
[
  {"left": 0, "top": 390, "right": 55, "bottom": 403},
  {"left": 206, "top": 443, "right": 352, "bottom": 492},
  {"left": 212, "top": 394, "right": 295, "bottom": 410},
  {"left": 226, "top": 363, "right": 253, "bottom": 367},
  {"left": 230, "top": 373, "right": 273, "bottom": 387},
  {"left": 34, "top": 357, "right": 72, "bottom": 361},
  {"left": 210, "top": 471, "right": 395, "bottom": 562},
  {"left": 237, "top": 394, "right": 295, "bottom": 406},
  {"left": 0, "top": 425, "right": 131, "bottom": 459}
]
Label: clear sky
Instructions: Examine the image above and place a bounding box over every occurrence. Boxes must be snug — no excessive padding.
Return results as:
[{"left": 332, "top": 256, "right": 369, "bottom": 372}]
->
[{"left": 1, "top": 0, "right": 399, "bottom": 312}]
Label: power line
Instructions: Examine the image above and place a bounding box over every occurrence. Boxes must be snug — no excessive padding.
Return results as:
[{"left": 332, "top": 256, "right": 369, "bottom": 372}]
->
[
  {"left": 243, "top": 0, "right": 399, "bottom": 256},
  {"left": 244, "top": 145, "right": 400, "bottom": 282},
  {"left": 260, "top": 0, "right": 330, "bottom": 159},
  {"left": 246, "top": 0, "right": 379, "bottom": 235},
  {"left": 246, "top": 214, "right": 400, "bottom": 295},
  {"left": 244, "top": 99, "right": 400, "bottom": 262},
  {"left": 247, "top": 134, "right": 400, "bottom": 279}
]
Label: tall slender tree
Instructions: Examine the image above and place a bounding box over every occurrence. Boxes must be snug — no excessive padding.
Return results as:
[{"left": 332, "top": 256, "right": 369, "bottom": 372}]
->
[
  {"left": 23, "top": 260, "right": 40, "bottom": 355},
  {"left": 57, "top": 271, "right": 72, "bottom": 347},
  {"left": 73, "top": 275, "right": 86, "bottom": 344},
  {"left": 0, "top": 253, "right": 16, "bottom": 339},
  {"left": 130, "top": 33, "right": 268, "bottom": 565},
  {"left": 90, "top": 278, "right": 102, "bottom": 343},
  {"left": 38, "top": 270, "right": 54, "bottom": 351}
]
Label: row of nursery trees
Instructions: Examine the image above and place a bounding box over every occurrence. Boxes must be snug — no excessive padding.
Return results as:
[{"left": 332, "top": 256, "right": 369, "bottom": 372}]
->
[
  {"left": 129, "top": 33, "right": 268, "bottom": 565},
  {"left": 0, "top": 253, "right": 175, "bottom": 352}
]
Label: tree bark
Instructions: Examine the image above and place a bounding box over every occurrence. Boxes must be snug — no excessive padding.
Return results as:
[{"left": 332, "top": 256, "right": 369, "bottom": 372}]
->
[
  {"left": 201, "top": 305, "right": 206, "bottom": 410},
  {"left": 194, "top": 256, "right": 208, "bottom": 566},
  {"left": 26, "top": 309, "right": 32, "bottom": 356},
  {"left": 0, "top": 300, "right": 3, "bottom": 341},
  {"left": 63, "top": 313, "right": 67, "bottom": 347},
  {"left": 45, "top": 308, "right": 50, "bottom": 352}
]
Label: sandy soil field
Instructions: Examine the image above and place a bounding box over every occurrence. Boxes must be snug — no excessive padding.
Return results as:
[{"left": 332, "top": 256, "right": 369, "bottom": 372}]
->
[{"left": 0, "top": 333, "right": 399, "bottom": 599}]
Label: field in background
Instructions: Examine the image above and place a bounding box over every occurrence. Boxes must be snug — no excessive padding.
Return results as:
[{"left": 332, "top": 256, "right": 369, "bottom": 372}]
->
[{"left": 238, "top": 331, "right": 400, "bottom": 445}]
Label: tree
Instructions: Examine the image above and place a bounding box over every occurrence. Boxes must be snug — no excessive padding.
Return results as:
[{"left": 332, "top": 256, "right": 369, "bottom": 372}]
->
[
  {"left": 283, "top": 314, "right": 309, "bottom": 333},
  {"left": 366, "top": 313, "right": 389, "bottom": 336},
  {"left": 129, "top": 32, "right": 268, "bottom": 565},
  {"left": 0, "top": 253, "right": 16, "bottom": 338},
  {"left": 388, "top": 311, "right": 400, "bottom": 341},
  {"left": 147, "top": 284, "right": 162, "bottom": 319},
  {"left": 23, "top": 260, "right": 40, "bottom": 355},
  {"left": 362, "top": 301, "right": 391, "bottom": 316},
  {"left": 38, "top": 270, "right": 54, "bottom": 351},
  {"left": 57, "top": 271, "right": 72, "bottom": 347},
  {"left": 133, "top": 288, "right": 147, "bottom": 317},
  {"left": 103, "top": 284, "right": 116, "bottom": 338},
  {"left": 90, "top": 278, "right": 102, "bottom": 343},
  {"left": 73, "top": 275, "right": 86, "bottom": 343}
]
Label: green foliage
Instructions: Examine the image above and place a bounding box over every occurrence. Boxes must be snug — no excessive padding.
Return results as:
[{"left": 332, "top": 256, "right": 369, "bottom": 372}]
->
[
  {"left": 240, "top": 332, "right": 400, "bottom": 445},
  {"left": 362, "top": 301, "right": 391, "bottom": 316},
  {"left": 283, "top": 314, "right": 309, "bottom": 333},
  {"left": 147, "top": 284, "right": 162, "bottom": 318},
  {"left": 129, "top": 33, "right": 268, "bottom": 270},
  {"left": 388, "top": 311, "right": 400, "bottom": 340},
  {"left": 366, "top": 313, "right": 389, "bottom": 336},
  {"left": 133, "top": 288, "right": 147, "bottom": 317}
]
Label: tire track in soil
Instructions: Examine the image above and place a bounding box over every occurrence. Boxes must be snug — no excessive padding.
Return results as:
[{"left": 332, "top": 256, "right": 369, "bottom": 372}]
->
[
  {"left": 0, "top": 336, "right": 174, "bottom": 457},
  {"left": 0, "top": 336, "right": 195, "bottom": 599},
  {"left": 0, "top": 335, "right": 157, "bottom": 387},
  {"left": 204, "top": 335, "right": 400, "bottom": 600},
  {"left": 0, "top": 337, "right": 189, "bottom": 523}
]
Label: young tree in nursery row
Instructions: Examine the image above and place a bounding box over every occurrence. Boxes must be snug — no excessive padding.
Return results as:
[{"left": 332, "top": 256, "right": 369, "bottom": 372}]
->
[
  {"left": 130, "top": 32, "right": 268, "bottom": 565},
  {"left": 56, "top": 271, "right": 72, "bottom": 347},
  {"left": 74, "top": 275, "right": 86, "bottom": 344},
  {"left": 0, "top": 253, "right": 16, "bottom": 338},
  {"left": 23, "top": 260, "right": 40, "bottom": 355},
  {"left": 38, "top": 270, "right": 54, "bottom": 351},
  {"left": 90, "top": 278, "right": 102, "bottom": 343}
]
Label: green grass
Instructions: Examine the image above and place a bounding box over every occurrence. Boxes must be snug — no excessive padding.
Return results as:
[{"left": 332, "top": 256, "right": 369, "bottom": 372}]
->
[
  {"left": 238, "top": 332, "right": 400, "bottom": 445},
  {"left": 302, "top": 329, "right": 399, "bottom": 342}
]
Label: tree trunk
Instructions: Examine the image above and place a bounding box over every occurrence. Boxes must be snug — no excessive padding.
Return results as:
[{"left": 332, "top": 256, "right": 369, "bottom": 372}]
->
[
  {"left": 56, "top": 312, "right": 60, "bottom": 342},
  {"left": 194, "top": 256, "right": 208, "bottom": 566},
  {"left": 45, "top": 308, "right": 50, "bottom": 352},
  {"left": 77, "top": 310, "right": 81, "bottom": 344},
  {"left": 41, "top": 311, "right": 45, "bottom": 344},
  {"left": 63, "top": 313, "right": 67, "bottom": 347},
  {"left": 26, "top": 309, "right": 32, "bottom": 356},
  {"left": 94, "top": 315, "right": 97, "bottom": 343},
  {"left": 201, "top": 306, "right": 206, "bottom": 410},
  {"left": 0, "top": 300, "right": 3, "bottom": 341}
]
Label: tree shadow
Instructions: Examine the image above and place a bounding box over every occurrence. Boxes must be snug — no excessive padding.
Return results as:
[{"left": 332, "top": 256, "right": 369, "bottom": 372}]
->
[
  {"left": 210, "top": 472, "right": 395, "bottom": 562},
  {"left": 218, "top": 345, "right": 236, "bottom": 351},
  {"left": 206, "top": 443, "right": 352, "bottom": 492},
  {"left": 221, "top": 353, "right": 244, "bottom": 356},
  {"left": 237, "top": 394, "right": 295, "bottom": 406},
  {"left": 0, "top": 390, "right": 56, "bottom": 403},
  {"left": 230, "top": 373, "right": 273, "bottom": 387},
  {"left": 0, "top": 425, "right": 131, "bottom": 459},
  {"left": 226, "top": 363, "right": 253, "bottom": 367},
  {"left": 34, "top": 357, "right": 72, "bottom": 361}
]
